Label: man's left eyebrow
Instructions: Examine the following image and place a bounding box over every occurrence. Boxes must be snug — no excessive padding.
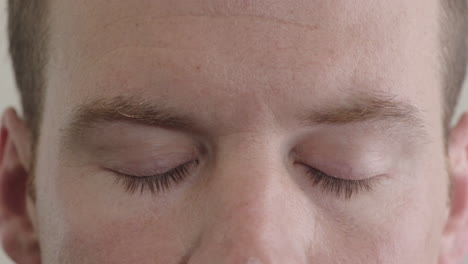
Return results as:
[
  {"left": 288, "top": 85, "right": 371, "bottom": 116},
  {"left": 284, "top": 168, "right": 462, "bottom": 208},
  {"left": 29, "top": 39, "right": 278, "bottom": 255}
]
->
[{"left": 299, "top": 93, "right": 429, "bottom": 140}]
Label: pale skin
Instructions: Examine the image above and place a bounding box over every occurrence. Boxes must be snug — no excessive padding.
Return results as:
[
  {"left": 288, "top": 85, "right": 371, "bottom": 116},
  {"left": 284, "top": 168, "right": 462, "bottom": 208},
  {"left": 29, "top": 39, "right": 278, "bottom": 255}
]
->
[{"left": 0, "top": 0, "right": 468, "bottom": 263}]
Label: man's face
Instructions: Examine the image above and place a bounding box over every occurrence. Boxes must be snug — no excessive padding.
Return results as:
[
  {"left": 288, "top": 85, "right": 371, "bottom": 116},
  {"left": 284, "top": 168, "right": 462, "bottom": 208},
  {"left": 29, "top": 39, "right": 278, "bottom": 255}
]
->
[{"left": 35, "top": 0, "right": 448, "bottom": 262}]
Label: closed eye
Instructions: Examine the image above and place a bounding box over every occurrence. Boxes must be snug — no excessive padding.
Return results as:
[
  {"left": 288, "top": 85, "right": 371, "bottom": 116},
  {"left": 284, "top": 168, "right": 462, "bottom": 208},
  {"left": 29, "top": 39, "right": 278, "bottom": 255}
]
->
[
  {"left": 303, "top": 166, "right": 375, "bottom": 199},
  {"left": 112, "top": 159, "right": 374, "bottom": 198},
  {"left": 112, "top": 160, "right": 199, "bottom": 194}
]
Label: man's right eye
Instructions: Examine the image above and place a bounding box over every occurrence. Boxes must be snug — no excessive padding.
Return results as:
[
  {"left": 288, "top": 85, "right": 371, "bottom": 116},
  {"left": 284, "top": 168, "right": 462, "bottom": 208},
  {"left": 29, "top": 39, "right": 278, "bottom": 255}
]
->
[{"left": 111, "top": 159, "right": 200, "bottom": 195}]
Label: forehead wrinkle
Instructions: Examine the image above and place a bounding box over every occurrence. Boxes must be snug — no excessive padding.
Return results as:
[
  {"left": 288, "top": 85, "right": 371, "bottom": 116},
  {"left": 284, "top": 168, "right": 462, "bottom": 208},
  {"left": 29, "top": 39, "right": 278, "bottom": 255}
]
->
[
  {"left": 80, "top": 13, "right": 322, "bottom": 55},
  {"left": 89, "top": 5, "right": 323, "bottom": 35},
  {"left": 61, "top": 0, "right": 404, "bottom": 64}
]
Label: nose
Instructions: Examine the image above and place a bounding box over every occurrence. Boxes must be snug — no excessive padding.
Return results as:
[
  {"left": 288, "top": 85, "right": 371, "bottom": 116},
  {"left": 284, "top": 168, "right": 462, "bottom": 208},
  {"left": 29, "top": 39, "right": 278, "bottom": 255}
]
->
[{"left": 187, "top": 145, "right": 314, "bottom": 263}]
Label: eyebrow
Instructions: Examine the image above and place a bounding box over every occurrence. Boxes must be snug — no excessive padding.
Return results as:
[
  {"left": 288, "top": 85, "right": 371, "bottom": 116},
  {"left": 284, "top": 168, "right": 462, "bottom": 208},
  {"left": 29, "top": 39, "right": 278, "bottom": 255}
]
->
[
  {"left": 69, "top": 96, "right": 195, "bottom": 131},
  {"left": 63, "top": 95, "right": 196, "bottom": 143},
  {"left": 301, "top": 92, "right": 428, "bottom": 140},
  {"left": 60, "top": 96, "right": 197, "bottom": 150},
  {"left": 62, "top": 93, "right": 427, "bottom": 147},
  {"left": 303, "top": 93, "right": 425, "bottom": 127}
]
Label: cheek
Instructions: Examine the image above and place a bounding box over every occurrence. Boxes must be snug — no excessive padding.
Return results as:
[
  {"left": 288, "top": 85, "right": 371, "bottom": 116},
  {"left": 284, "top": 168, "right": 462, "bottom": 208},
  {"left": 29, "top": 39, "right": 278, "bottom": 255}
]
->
[
  {"left": 382, "top": 201, "right": 445, "bottom": 263},
  {"left": 325, "top": 209, "right": 435, "bottom": 263},
  {"left": 36, "top": 165, "right": 198, "bottom": 264},
  {"left": 56, "top": 214, "right": 184, "bottom": 263},
  {"left": 366, "top": 183, "right": 446, "bottom": 263},
  {"left": 318, "top": 175, "right": 447, "bottom": 263},
  {"left": 371, "top": 153, "right": 449, "bottom": 262}
]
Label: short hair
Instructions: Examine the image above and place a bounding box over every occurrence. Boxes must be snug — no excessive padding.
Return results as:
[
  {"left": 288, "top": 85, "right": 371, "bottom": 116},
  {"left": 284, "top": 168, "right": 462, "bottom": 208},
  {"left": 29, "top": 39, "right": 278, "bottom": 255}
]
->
[
  {"left": 7, "top": 0, "right": 48, "bottom": 141},
  {"left": 7, "top": 0, "right": 468, "bottom": 142},
  {"left": 441, "top": 0, "right": 468, "bottom": 131}
]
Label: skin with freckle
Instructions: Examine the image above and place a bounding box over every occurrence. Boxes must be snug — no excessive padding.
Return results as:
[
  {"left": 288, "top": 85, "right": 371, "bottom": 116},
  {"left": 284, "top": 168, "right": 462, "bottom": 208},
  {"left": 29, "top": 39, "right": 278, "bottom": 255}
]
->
[{"left": 1, "top": 0, "right": 468, "bottom": 263}]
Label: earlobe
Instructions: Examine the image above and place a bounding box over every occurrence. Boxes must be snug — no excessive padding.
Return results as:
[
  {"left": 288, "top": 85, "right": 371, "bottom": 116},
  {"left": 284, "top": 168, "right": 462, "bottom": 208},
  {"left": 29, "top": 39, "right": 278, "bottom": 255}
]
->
[
  {"left": 440, "top": 112, "right": 468, "bottom": 264},
  {"left": 0, "top": 108, "right": 40, "bottom": 263}
]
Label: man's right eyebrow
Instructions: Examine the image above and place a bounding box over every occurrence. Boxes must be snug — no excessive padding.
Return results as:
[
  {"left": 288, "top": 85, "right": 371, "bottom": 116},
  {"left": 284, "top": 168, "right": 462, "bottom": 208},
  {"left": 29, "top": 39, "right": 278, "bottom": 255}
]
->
[{"left": 61, "top": 96, "right": 198, "bottom": 148}]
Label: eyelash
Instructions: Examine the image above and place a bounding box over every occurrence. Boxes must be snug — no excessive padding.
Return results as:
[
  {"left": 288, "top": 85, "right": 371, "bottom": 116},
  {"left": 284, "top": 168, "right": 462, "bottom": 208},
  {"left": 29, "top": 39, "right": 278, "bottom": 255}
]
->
[
  {"left": 113, "top": 161, "right": 373, "bottom": 199},
  {"left": 113, "top": 160, "right": 199, "bottom": 194},
  {"left": 304, "top": 166, "right": 374, "bottom": 199}
]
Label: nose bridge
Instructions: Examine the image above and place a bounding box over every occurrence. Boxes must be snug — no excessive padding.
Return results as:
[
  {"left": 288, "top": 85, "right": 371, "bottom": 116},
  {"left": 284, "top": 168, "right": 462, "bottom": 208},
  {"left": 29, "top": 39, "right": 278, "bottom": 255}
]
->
[
  {"left": 190, "top": 136, "right": 310, "bottom": 263},
  {"left": 210, "top": 133, "right": 291, "bottom": 224}
]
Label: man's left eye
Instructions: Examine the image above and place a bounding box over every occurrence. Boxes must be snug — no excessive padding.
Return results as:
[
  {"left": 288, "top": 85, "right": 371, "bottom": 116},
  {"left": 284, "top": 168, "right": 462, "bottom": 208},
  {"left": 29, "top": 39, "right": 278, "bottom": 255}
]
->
[{"left": 302, "top": 165, "right": 375, "bottom": 199}]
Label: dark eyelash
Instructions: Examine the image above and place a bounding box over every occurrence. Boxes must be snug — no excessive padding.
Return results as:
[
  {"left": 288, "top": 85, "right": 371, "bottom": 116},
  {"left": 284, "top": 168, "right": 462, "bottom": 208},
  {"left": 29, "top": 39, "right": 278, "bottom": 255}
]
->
[
  {"left": 113, "top": 160, "right": 199, "bottom": 195},
  {"left": 305, "top": 167, "right": 374, "bottom": 199}
]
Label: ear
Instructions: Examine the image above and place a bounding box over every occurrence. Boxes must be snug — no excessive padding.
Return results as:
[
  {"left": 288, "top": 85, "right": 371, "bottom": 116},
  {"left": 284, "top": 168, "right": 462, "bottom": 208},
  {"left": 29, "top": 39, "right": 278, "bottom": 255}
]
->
[
  {"left": 0, "top": 108, "right": 40, "bottom": 264},
  {"left": 440, "top": 112, "right": 468, "bottom": 264}
]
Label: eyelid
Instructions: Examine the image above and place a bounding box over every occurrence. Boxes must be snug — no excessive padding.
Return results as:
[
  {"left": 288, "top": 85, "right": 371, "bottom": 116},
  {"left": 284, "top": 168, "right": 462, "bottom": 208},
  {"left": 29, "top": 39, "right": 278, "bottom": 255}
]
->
[
  {"left": 112, "top": 159, "right": 199, "bottom": 194},
  {"left": 105, "top": 151, "right": 199, "bottom": 177},
  {"left": 302, "top": 165, "right": 375, "bottom": 199},
  {"left": 293, "top": 146, "right": 389, "bottom": 181}
]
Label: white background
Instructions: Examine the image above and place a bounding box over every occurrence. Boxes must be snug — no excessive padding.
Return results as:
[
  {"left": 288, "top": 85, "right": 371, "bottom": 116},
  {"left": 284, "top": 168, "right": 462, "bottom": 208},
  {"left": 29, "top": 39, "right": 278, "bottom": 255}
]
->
[{"left": 0, "top": 1, "right": 467, "bottom": 263}]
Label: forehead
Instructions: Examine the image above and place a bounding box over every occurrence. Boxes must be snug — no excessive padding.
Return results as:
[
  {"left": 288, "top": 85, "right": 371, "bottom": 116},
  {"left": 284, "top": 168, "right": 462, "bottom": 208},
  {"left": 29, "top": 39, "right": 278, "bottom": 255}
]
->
[{"left": 46, "top": 0, "right": 442, "bottom": 133}]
